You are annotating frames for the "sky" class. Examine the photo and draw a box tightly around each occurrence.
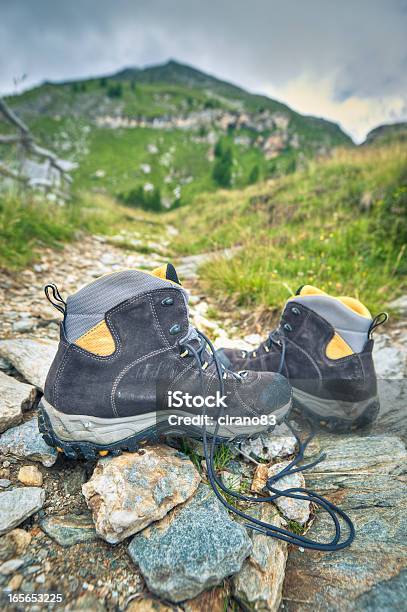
[1,0,406,143]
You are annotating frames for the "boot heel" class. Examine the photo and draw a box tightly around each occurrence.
[292,390,380,433]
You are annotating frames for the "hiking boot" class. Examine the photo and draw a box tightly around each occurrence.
[38,264,292,459]
[217,285,386,431]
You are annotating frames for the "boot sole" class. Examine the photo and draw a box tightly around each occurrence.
[38,397,292,460]
[292,387,380,433]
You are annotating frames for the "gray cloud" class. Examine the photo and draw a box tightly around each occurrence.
[1,0,406,139]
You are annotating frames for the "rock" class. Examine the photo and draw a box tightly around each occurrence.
[0,487,45,535]
[7,573,23,591]
[388,294,407,316]
[0,529,31,562]
[0,558,24,575]
[282,433,407,611]
[0,338,57,391]
[0,371,37,433]
[373,333,406,379]
[234,506,288,611]
[126,598,174,612]
[12,319,37,333]
[128,484,252,602]
[266,461,311,525]
[18,465,43,487]
[40,513,98,546]
[183,586,229,612]
[221,470,242,489]
[240,423,297,461]
[82,446,200,544]
[0,480,11,489]
[0,418,57,467]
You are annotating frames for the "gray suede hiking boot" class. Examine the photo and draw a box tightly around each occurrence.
[38,264,292,459]
[217,285,387,431]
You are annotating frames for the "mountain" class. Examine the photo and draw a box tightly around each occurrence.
[363,122,407,146]
[3,60,353,208]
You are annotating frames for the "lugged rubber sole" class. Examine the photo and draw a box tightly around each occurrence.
[38,398,292,460]
[292,387,380,432]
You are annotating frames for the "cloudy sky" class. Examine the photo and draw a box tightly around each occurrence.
[1,0,406,142]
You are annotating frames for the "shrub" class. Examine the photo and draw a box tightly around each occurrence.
[107,84,123,98]
[119,185,162,212]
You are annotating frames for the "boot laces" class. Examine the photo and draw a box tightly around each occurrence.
[179,329,355,551]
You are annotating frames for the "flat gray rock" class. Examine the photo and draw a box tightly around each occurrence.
[0,487,45,535]
[0,418,57,467]
[283,433,407,611]
[128,484,252,602]
[40,513,98,546]
[0,371,36,433]
[0,338,57,391]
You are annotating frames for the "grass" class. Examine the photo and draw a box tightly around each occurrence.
[169,144,407,315]
[0,190,165,270]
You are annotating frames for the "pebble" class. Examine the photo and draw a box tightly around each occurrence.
[18,465,43,487]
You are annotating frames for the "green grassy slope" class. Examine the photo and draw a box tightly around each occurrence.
[3,61,353,207]
[169,144,407,315]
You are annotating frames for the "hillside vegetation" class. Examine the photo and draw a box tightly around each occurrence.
[3,61,352,208]
[169,144,406,315]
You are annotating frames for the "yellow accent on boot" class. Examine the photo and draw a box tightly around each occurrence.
[75,320,116,356]
[151,264,168,280]
[326,332,354,359]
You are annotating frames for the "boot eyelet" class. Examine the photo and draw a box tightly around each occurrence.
[169,324,181,335]
[161,297,174,306]
[284,323,293,332]
[291,307,301,316]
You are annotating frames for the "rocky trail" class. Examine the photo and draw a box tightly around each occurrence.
[0,231,406,611]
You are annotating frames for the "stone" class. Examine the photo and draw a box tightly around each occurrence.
[0,371,37,433]
[82,446,200,544]
[7,573,23,591]
[373,333,406,379]
[251,462,311,525]
[126,598,174,612]
[240,423,297,461]
[282,433,407,611]
[18,465,43,487]
[234,506,288,611]
[0,558,24,575]
[0,487,45,535]
[0,529,32,562]
[388,294,407,316]
[266,461,311,525]
[0,480,11,489]
[128,484,252,602]
[0,338,58,391]
[12,319,37,333]
[183,586,229,612]
[40,513,98,546]
[0,418,57,467]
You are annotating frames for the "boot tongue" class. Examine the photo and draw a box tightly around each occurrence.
[151,263,181,285]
